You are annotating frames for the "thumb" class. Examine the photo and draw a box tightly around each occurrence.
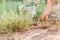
[45,15,48,20]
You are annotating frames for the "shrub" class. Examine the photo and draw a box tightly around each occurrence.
[22,0,46,20]
[0,8,34,32]
[0,0,3,2]
[0,0,46,33]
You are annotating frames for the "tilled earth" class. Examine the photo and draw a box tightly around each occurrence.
[0,4,60,40]
[0,28,60,40]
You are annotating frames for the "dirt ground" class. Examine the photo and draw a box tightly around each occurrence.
[0,27,60,40]
[0,4,60,40]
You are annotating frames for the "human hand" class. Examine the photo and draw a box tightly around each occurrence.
[40,12,49,22]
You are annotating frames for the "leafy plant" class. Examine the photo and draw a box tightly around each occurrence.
[0,0,46,33]
[0,8,34,32]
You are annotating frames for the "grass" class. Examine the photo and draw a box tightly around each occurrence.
[0,2,21,13]
[36,0,46,19]
[0,0,46,33]
[0,9,34,32]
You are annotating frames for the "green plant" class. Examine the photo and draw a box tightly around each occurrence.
[36,0,46,19]
[0,8,34,32]
[0,0,3,2]
[22,0,46,20]
[0,0,46,33]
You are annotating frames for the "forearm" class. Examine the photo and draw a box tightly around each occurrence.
[40,0,54,21]
[42,0,53,14]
